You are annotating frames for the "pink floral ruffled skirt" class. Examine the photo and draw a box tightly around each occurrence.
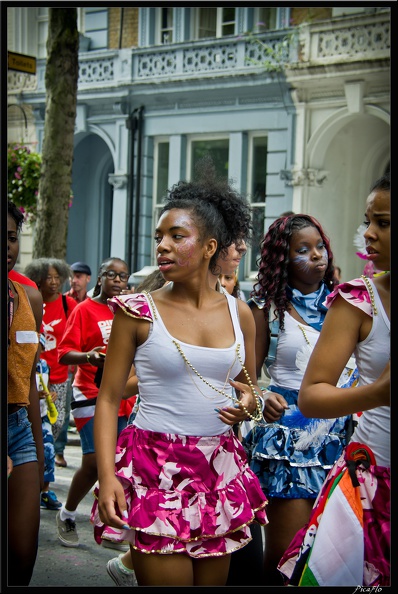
[91,425,268,557]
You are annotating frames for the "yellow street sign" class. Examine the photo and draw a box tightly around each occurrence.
[8,51,36,75]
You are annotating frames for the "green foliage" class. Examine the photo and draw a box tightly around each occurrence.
[7,143,42,224]
[243,27,299,73]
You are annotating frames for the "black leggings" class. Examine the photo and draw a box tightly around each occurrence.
[226,522,264,586]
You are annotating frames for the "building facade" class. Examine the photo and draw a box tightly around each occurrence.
[7,6,390,288]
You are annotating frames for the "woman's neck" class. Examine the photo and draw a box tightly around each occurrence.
[92,294,108,304]
[43,292,60,303]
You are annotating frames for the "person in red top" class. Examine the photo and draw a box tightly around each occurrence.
[56,257,133,548]
[24,258,77,441]
[8,268,39,288]
[56,261,92,467]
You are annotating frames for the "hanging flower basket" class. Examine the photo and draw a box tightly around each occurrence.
[7,143,42,224]
[7,143,74,225]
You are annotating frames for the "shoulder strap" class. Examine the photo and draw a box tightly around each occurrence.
[62,294,68,317]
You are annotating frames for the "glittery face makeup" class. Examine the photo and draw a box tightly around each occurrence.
[155,210,202,269]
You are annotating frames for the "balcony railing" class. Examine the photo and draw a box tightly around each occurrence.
[293,10,390,68]
[8,10,389,96]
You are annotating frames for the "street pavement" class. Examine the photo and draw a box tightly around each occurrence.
[30,430,125,588]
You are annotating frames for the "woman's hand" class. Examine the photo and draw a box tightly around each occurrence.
[7,455,13,478]
[216,379,262,425]
[262,390,289,422]
[86,346,106,368]
[97,476,130,530]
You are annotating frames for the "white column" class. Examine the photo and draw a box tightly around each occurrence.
[108,174,128,257]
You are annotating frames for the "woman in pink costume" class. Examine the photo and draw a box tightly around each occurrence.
[92,164,268,586]
[278,173,390,586]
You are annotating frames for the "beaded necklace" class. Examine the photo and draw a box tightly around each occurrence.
[297,323,314,346]
[173,340,263,423]
[143,290,263,423]
[361,275,377,315]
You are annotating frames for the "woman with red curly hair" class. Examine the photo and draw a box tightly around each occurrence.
[245,214,354,585]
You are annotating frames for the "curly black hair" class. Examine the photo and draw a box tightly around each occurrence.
[369,171,390,193]
[8,200,24,233]
[251,214,335,330]
[159,156,253,276]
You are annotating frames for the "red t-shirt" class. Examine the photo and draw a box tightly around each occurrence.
[58,298,114,400]
[58,298,133,429]
[41,294,77,383]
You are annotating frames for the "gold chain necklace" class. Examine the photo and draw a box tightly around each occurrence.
[173,340,236,401]
[144,289,263,422]
[142,291,158,319]
[297,324,313,346]
[360,275,377,315]
[172,340,263,423]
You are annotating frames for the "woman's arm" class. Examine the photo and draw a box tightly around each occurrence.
[122,364,139,398]
[250,305,269,379]
[59,347,105,368]
[299,296,389,418]
[94,308,139,528]
[25,286,45,490]
[250,302,288,421]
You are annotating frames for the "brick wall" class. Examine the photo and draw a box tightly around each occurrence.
[108,7,139,49]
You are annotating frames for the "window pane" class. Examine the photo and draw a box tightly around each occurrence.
[250,137,267,271]
[161,7,173,43]
[256,8,277,31]
[157,142,169,201]
[222,23,235,36]
[222,7,235,22]
[221,7,235,36]
[198,8,217,39]
[251,206,266,271]
[191,139,229,180]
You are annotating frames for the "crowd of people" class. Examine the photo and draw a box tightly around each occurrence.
[7,165,390,587]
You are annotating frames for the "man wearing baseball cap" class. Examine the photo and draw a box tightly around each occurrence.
[57,262,92,468]
[65,262,92,304]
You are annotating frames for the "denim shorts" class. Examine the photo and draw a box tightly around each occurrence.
[79,415,128,455]
[8,407,38,467]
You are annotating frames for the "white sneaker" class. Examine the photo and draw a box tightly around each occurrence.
[106,555,138,587]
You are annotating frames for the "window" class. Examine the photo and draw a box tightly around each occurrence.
[36,7,87,58]
[254,7,277,31]
[248,136,267,274]
[153,135,266,280]
[189,138,229,180]
[155,141,170,201]
[153,140,170,223]
[157,7,173,44]
[37,7,49,59]
[196,7,236,40]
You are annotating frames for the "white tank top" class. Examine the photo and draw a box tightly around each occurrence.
[268,311,320,391]
[351,278,390,466]
[133,291,245,436]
